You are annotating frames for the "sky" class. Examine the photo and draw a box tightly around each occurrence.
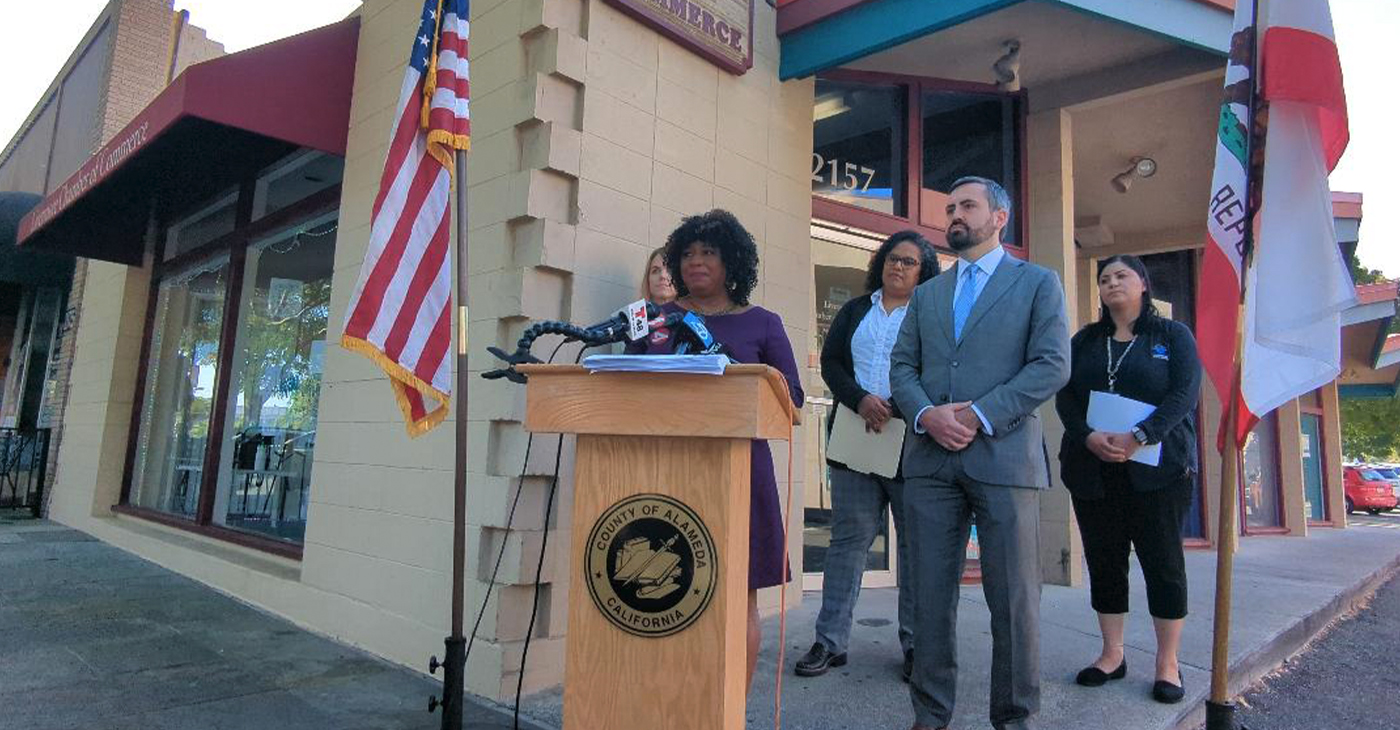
[0,0,1393,273]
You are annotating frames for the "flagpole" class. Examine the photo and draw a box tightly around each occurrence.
[1206,3,1261,727]
[435,148,470,730]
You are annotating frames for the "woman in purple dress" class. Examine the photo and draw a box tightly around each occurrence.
[626,209,804,690]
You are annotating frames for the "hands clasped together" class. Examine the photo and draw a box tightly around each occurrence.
[916,401,983,451]
[1084,430,1142,463]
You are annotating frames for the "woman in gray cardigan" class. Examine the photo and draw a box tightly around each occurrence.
[795,230,939,682]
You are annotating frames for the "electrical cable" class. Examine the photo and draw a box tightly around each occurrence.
[462,337,570,685]
[513,342,592,729]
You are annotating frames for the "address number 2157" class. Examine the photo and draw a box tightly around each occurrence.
[812,153,876,192]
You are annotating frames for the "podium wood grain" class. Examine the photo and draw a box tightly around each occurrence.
[516,365,797,730]
[565,435,749,730]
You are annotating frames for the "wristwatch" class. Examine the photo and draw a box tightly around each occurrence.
[1130,426,1149,445]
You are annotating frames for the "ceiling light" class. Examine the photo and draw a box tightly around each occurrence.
[1112,156,1158,194]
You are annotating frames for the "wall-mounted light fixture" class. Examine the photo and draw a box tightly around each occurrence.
[1112,157,1158,193]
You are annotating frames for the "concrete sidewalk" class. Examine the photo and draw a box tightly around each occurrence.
[520,515,1400,730]
[6,510,1399,730]
[0,514,542,730]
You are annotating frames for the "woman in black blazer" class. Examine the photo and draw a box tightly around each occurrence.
[1055,254,1201,705]
[794,230,939,681]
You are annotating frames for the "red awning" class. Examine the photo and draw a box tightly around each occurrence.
[17,17,359,264]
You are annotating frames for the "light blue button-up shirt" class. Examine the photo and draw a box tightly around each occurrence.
[915,246,1005,436]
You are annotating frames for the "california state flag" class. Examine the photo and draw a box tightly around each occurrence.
[1201,0,1355,446]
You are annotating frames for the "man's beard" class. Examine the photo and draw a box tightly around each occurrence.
[946,222,991,251]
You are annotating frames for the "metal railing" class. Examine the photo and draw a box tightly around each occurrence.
[0,428,51,518]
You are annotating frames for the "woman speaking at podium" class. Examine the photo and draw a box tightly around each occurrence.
[626,209,804,691]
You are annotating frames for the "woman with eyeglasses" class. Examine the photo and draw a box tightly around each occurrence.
[795,230,940,683]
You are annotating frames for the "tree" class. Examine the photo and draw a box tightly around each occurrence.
[1341,396,1400,461]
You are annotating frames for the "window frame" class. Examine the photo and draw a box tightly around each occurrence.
[812,68,1029,258]
[116,164,342,561]
[1238,411,1289,536]
[1299,404,1332,526]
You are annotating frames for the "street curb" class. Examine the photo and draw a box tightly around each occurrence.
[1170,550,1400,730]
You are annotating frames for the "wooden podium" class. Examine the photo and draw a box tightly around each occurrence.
[517,364,798,730]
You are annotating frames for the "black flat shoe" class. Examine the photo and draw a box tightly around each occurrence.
[902,648,913,683]
[1153,678,1185,704]
[1075,659,1127,687]
[794,642,847,677]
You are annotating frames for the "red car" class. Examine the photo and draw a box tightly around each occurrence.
[1343,467,1399,515]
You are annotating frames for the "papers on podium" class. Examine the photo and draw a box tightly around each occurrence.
[1086,390,1161,467]
[582,354,728,375]
[826,403,906,479]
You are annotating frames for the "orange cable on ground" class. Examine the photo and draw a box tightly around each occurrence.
[772,374,797,730]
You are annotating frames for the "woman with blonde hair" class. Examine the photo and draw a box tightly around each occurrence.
[639,246,676,304]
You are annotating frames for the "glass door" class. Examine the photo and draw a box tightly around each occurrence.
[804,227,897,590]
[1301,413,1327,521]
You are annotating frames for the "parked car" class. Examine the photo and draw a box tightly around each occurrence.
[1366,465,1400,502]
[1343,467,1399,515]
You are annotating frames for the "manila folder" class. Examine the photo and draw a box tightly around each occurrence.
[827,403,906,479]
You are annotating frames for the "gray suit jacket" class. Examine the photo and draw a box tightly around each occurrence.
[889,253,1071,488]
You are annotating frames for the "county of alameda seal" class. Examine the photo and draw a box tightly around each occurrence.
[585,493,717,638]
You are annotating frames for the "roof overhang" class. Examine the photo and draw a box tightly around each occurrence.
[1339,282,1400,399]
[777,0,1232,81]
[15,18,359,266]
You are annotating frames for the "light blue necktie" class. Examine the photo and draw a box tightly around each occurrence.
[953,265,979,341]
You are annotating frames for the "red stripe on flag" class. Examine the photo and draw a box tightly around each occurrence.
[1262,27,1349,170]
[345,159,445,339]
[383,209,450,361]
[1195,239,1243,401]
[414,300,453,388]
[372,81,426,219]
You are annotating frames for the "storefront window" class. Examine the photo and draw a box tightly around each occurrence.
[1242,414,1282,530]
[253,151,345,220]
[812,79,906,217]
[123,147,340,550]
[164,191,238,262]
[921,90,1020,243]
[211,215,335,543]
[130,256,230,517]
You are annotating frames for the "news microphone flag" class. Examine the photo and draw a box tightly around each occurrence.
[341,0,471,436]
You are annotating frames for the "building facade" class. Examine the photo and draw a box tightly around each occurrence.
[14,0,1382,702]
[0,0,222,514]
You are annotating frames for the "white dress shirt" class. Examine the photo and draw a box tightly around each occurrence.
[851,288,908,399]
[915,245,1005,436]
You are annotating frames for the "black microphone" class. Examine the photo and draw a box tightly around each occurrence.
[671,311,728,357]
[580,301,662,343]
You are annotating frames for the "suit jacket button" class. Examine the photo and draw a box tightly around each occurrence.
[939,395,949,403]
[951,360,959,367]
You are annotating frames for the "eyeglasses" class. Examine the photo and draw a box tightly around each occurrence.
[886,255,921,269]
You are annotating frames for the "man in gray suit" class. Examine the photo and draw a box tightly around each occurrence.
[890,176,1070,730]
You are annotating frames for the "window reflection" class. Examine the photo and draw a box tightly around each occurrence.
[212,215,336,544]
[130,256,230,517]
[921,90,1019,242]
[812,80,906,216]
[1242,414,1282,529]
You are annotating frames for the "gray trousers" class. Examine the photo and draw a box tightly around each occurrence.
[813,467,914,655]
[905,457,1041,730]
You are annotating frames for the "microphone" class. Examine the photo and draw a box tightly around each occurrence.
[672,311,727,357]
[581,301,662,342]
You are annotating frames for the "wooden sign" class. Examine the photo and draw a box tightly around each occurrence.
[605,0,753,75]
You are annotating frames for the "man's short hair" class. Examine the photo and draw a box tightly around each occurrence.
[950,175,1012,214]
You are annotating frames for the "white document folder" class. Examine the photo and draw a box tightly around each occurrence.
[826,403,906,479]
[1086,390,1161,467]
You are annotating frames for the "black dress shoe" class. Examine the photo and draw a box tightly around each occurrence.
[1153,677,1185,704]
[1075,659,1127,687]
[902,648,913,683]
[794,642,847,677]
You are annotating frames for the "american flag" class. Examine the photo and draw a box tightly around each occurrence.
[342,0,470,436]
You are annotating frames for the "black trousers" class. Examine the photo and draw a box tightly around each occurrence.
[1071,465,1189,620]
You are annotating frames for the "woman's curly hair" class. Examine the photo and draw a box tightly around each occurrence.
[662,209,760,305]
[863,230,941,294]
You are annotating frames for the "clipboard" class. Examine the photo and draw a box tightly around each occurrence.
[826,403,906,479]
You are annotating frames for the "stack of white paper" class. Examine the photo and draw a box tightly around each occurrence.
[1086,391,1162,467]
[581,354,729,375]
